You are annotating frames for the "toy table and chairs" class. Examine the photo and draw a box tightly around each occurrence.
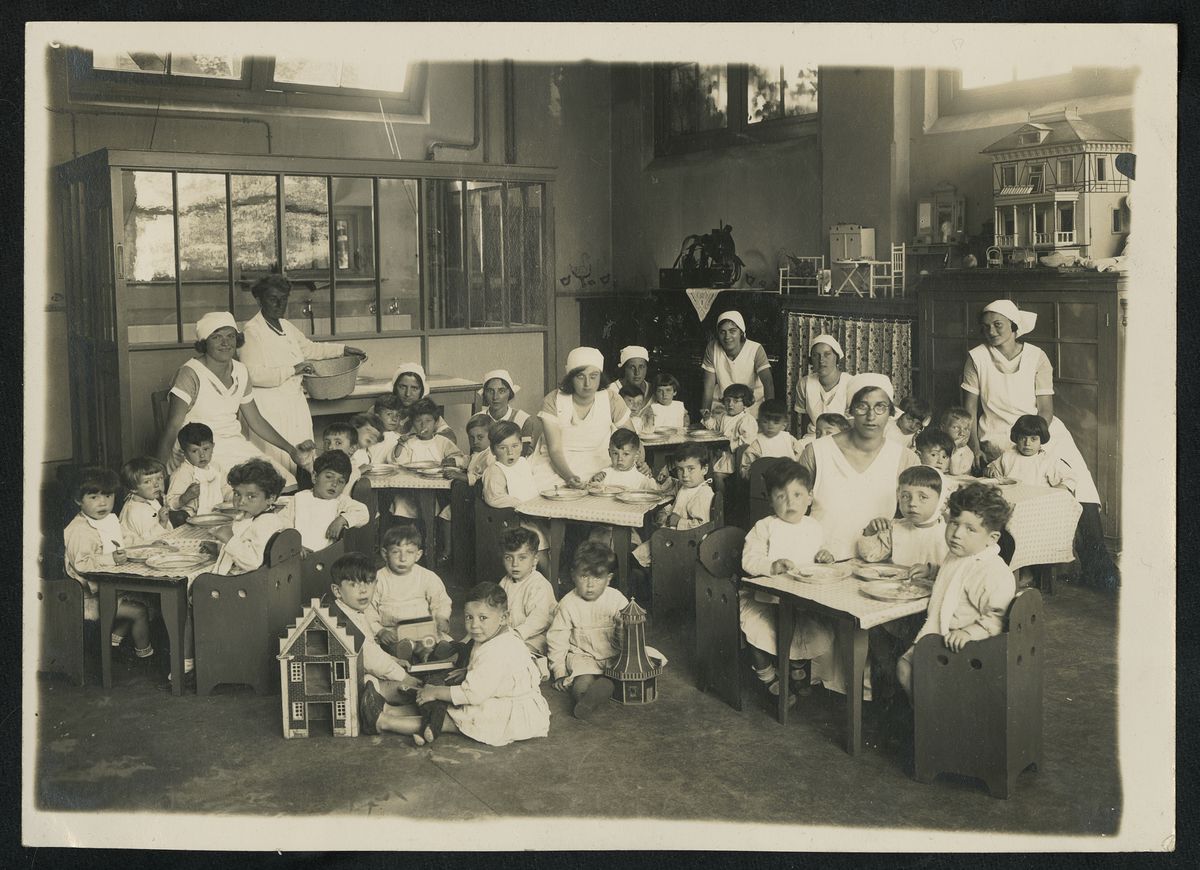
[516,491,671,592]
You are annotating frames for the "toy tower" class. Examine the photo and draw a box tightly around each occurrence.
[605,598,665,704]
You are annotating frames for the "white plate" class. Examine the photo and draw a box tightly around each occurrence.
[638,431,668,442]
[785,563,852,584]
[687,431,725,442]
[540,488,588,501]
[854,564,913,582]
[124,545,174,563]
[859,579,932,602]
[145,552,213,572]
[586,484,626,496]
[402,461,441,472]
[614,490,664,505]
[186,513,233,528]
[414,466,447,477]
[363,463,399,476]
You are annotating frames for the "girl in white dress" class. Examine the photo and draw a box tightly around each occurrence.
[793,333,851,435]
[739,461,836,704]
[118,456,171,546]
[646,371,689,431]
[155,312,311,487]
[240,276,365,475]
[481,421,550,555]
[987,415,1076,492]
[362,582,551,747]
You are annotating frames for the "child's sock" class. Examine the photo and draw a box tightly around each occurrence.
[184,658,194,674]
[110,632,125,647]
[134,645,155,658]
[753,663,778,691]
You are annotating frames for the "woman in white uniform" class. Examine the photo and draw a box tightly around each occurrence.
[532,347,633,488]
[391,362,456,443]
[480,368,540,451]
[699,310,775,416]
[793,333,851,435]
[240,275,366,475]
[155,312,311,486]
[798,372,918,696]
[607,345,653,405]
[962,299,1117,587]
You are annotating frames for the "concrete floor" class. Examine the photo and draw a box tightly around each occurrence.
[34,579,1120,835]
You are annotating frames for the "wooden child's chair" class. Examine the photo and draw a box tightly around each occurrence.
[192,528,303,696]
[342,478,379,556]
[912,588,1045,799]
[38,535,89,686]
[693,524,746,711]
[746,456,790,526]
[473,484,519,584]
[449,478,476,576]
[646,475,726,619]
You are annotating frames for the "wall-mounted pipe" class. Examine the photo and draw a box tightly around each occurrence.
[504,59,516,165]
[45,105,274,155]
[427,61,483,161]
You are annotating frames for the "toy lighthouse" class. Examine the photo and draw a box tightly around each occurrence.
[605,598,666,704]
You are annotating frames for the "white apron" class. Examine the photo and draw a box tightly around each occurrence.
[495,458,540,504]
[533,390,620,487]
[810,434,906,561]
[169,358,295,486]
[710,339,767,414]
[241,313,343,474]
[891,519,950,568]
[968,343,1100,503]
[797,373,851,434]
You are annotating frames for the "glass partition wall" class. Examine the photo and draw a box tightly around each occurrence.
[56,149,554,464]
[104,155,551,346]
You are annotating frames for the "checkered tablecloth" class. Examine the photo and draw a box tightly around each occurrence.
[744,564,929,630]
[364,468,453,490]
[517,492,670,528]
[998,482,1082,571]
[84,522,221,582]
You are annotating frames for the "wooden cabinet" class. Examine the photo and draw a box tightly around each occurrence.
[917,269,1124,543]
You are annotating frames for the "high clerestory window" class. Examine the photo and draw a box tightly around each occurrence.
[938,64,1136,116]
[67,48,427,116]
[654,63,818,156]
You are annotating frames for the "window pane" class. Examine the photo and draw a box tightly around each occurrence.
[340,59,408,92]
[467,182,504,328]
[377,178,421,332]
[94,51,166,74]
[783,65,819,117]
[747,64,782,124]
[170,53,243,79]
[284,175,331,336]
[274,56,341,87]
[505,183,545,326]
[668,63,727,135]
[177,173,230,335]
[424,180,465,329]
[231,175,279,325]
[331,177,377,336]
[121,170,177,344]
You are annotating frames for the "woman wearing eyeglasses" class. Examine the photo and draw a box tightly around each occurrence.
[797,372,919,563]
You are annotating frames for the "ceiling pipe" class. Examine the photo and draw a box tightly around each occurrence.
[46,105,274,154]
[427,60,483,161]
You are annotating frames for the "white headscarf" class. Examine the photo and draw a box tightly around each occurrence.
[847,372,895,402]
[478,369,521,398]
[716,310,747,337]
[564,347,605,373]
[196,311,238,341]
[983,300,1038,338]
[809,333,844,359]
[618,346,650,368]
[391,362,429,397]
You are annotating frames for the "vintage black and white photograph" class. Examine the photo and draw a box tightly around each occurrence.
[22,22,1176,852]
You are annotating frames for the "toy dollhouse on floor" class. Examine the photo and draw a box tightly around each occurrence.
[278,599,366,739]
[983,108,1131,264]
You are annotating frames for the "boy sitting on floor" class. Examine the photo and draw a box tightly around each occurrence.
[367,524,456,664]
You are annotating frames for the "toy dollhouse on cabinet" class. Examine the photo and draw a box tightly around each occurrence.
[278,599,365,738]
[983,108,1131,262]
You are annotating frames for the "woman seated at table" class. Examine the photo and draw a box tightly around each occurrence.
[156,312,312,487]
[700,310,774,418]
[607,345,652,407]
[240,274,366,476]
[797,372,918,696]
[391,362,457,445]
[793,333,850,436]
[531,347,633,489]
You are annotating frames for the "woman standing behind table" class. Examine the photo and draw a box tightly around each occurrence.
[480,368,541,453]
[391,362,457,444]
[699,310,775,418]
[797,372,918,696]
[607,345,653,405]
[155,312,311,486]
[962,299,1117,588]
[793,333,851,436]
[240,275,367,476]
[532,347,633,489]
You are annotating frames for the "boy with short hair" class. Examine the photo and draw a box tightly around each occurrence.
[896,482,1016,696]
[322,421,363,488]
[279,450,371,553]
[589,428,659,492]
[619,382,652,433]
[368,524,455,663]
[444,413,495,486]
[497,527,557,656]
[481,420,550,561]
[940,407,976,476]
[368,394,406,463]
[740,398,801,478]
[914,427,956,474]
[64,467,154,658]
[390,398,463,520]
[166,422,230,515]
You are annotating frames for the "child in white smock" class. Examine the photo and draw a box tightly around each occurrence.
[165,422,230,516]
[367,394,405,464]
[497,527,557,656]
[278,451,370,553]
[857,464,951,579]
[201,459,286,576]
[914,428,955,475]
[740,398,801,478]
[940,406,976,476]
[444,413,495,486]
[632,442,715,568]
[987,415,1076,492]
[646,371,689,431]
[703,382,759,481]
[367,524,454,662]
[119,456,172,546]
[390,398,463,519]
[321,421,363,489]
[481,420,550,555]
[739,461,835,704]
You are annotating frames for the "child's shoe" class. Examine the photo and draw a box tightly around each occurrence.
[573,677,614,720]
[789,661,813,698]
[754,664,798,709]
[359,680,385,736]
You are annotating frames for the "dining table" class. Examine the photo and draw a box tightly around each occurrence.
[364,465,453,566]
[516,489,671,592]
[638,428,729,473]
[82,521,224,696]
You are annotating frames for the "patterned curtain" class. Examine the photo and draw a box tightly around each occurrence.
[786,313,913,406]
